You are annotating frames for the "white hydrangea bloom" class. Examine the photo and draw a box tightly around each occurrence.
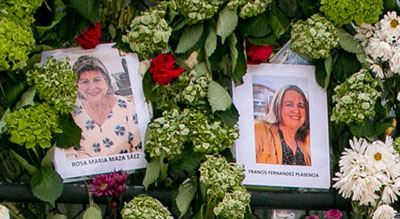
[0,205,9,219]
[372,204,396,219]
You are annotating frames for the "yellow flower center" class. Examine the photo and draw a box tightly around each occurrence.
[391,19,399,28]
[374,152,382,161]
[100,183,107,190]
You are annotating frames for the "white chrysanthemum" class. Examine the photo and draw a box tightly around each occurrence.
[365,38,392,61]
[380,11,400,41]
[369,63,384,78]
[372,204,396,219]
[355,23,375,47]
[381,183,400,204]
[390,49,400,73]
[365,141,395,172]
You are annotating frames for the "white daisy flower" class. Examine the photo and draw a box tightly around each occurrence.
[369,63,384,78]
[381,183,400,204]
[365,140,395,172]
[380,11,400,41]
[372,204,396,219]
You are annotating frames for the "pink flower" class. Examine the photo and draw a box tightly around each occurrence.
[326,209,342,219]
[305,216,320,219]
[90,170,128,197]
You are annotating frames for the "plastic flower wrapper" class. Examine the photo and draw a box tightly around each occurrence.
[333,136,400,217]
[199,154,245,199]
[320,0,383,27]
[26,57,77,114]
[145,108,190,160]
[122,3,172,59]
[175,0,226,24]
[227,0,272,19]
[331,69,380,125]
[0,15,35,71]
[5,103,61,149]
[354,11,400,77]
[213,186,251,219]
[90,170,128,197]
[290,13,338,59]
[120,195,173,219]
[184,108,239,153]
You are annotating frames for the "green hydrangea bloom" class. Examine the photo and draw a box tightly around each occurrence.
[0,0,43,25]
[181,70,211,106]
[0,15,35,71]
[5,103,62,149]
[26,57,77,114]
[185,108,239,153]
[393,137,400,154]
[214,186,251,219]
[121,195,173,219]
[176,0,226,24]
[199,154,245,199]
[320,0,383,26]
[122,5,172,59]
[145,108,189,159]
[290,13,338,59]
[331,69,381,125]
[227,0,272,19]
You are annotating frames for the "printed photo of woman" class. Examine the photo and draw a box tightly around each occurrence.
[67,55,142,160]
[254,85,310,166]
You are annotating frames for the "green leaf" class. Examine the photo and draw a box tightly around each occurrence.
[10,149,38,175]
[4,76,27,108]
[142,71,156,102]
[232,44,247,85]
[142,158,161,190]
[30,166,63,207]
[169,145,203,172]
[205,24,217,57]
[338,29,364,54]
[278,0,298,18]
[314,59,327,89]
[35,12,67,38]
[239,13,271,38]
[176,23,204,54]
[41,146,55,168]
[53,113,81,148]
[208,81,232,112]
[229,34,238,74]
[246,34,276,45]
[176,177,198,218]
[266,7,290,38]
[82,206,102,219]
[324,56,333,90]
[216,6,238,44]
[46,213,68,219]
[194,62,209,76]
[15,86,36,109]
[215,104,239,128]
[332,51,361,83]
[68,0,101,24]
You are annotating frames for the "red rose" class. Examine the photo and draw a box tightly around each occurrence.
[149,54,184,85]
[246,41,274,64]
[75,23,101,49]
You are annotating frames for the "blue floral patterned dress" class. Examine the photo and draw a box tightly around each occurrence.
[71,96,141,159]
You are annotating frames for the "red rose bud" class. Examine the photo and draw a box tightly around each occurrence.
[246,41,273,64]
[149,53,184,85]
[76,22,101,49]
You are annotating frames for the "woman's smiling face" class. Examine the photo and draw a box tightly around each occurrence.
[77,70,108,102]
[280,90,306,130]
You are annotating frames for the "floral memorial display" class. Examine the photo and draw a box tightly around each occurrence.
[3,0,400,218]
